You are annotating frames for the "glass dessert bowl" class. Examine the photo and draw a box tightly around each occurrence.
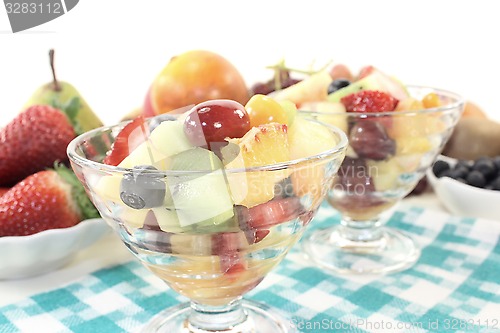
[67,100,347,333]
[300,85,464,275]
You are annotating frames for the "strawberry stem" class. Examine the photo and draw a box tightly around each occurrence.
[49,49,62,92]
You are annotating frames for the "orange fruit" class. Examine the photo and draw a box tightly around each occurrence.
[150,50,250,114]
[245,94,288,127]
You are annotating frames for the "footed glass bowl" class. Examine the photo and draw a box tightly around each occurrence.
[300,86,464,275]
[67,115,347,333]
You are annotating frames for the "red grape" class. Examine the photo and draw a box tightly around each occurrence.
[183,100,251,150]
[335,157,375,194]
[349,120,395,160]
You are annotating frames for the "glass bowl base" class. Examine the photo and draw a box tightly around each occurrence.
[140,299,297,333]
[302,226,420,275]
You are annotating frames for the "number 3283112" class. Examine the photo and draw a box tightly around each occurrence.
[5,2,62,14]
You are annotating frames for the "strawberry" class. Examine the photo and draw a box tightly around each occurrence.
[103,116,148,166]
[0,105,76,186]
[341,90,399,113]
[0,188,9,198]
[0,165,99,237]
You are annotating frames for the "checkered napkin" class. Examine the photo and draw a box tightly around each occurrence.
[1,205,500,333]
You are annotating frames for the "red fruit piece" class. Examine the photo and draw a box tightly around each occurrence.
[341,90,398,113]
[142,86,156,117]
[136,211,173,253]
[103,116,148,166]
[331,157,387,214]
[0,166,99,237]
[357,65,376,80]
[349,121,396,160]
[183,100,251,150]
[236,197,305,244]
[212,232,245,275]
[0,105,76,186]
[329,64,354,81]
[335,157,375,194]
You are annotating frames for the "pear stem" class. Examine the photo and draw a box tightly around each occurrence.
[49,49,62,92]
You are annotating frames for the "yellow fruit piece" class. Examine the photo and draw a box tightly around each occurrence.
[91,173,123,203]
[278,100,298,125]
[396,137,433,155]
[388,113,445,139]
[222,123,290,207]
[300,101,348,134]
[395,97,424,111]
[288,116,343,205]
[119,206,149,229]
[367,159,403,192]
[149,254,275,306]
[245,94,288,127]
[422,92,442,108]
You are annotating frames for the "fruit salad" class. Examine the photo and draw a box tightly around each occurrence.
[261,64,462,221]
[76,97,346,306]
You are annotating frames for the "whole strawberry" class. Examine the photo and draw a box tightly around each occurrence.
[0,166,99,237]
[0,188,9,197]
[0,105,76,186]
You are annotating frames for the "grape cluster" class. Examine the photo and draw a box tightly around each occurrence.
[433,156,500,190]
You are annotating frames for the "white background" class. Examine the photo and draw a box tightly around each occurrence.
[1,0,499,127]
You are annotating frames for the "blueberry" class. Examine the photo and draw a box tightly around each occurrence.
[473,157,497,179]
[455,160,472,171]
[466,170,486,188]
[439,169,453,179]
[327,79,351,95]
[449,166,469,180]
[120,165,166,209]
[432,160,450,177]
[490,177,500,191]
[493,156,500,171]
[149,114,177,131]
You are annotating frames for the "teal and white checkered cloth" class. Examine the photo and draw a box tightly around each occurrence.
[1,205,499,333]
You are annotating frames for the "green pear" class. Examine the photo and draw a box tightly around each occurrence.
[24,49,103,135]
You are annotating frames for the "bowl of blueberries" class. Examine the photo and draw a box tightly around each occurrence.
[427,155,500,220]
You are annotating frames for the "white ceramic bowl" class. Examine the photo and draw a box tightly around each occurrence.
[427,156,500,221]
[0,218,110,280]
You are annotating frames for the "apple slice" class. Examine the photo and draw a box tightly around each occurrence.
[271,71,332,106]
[299,101,348,134]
